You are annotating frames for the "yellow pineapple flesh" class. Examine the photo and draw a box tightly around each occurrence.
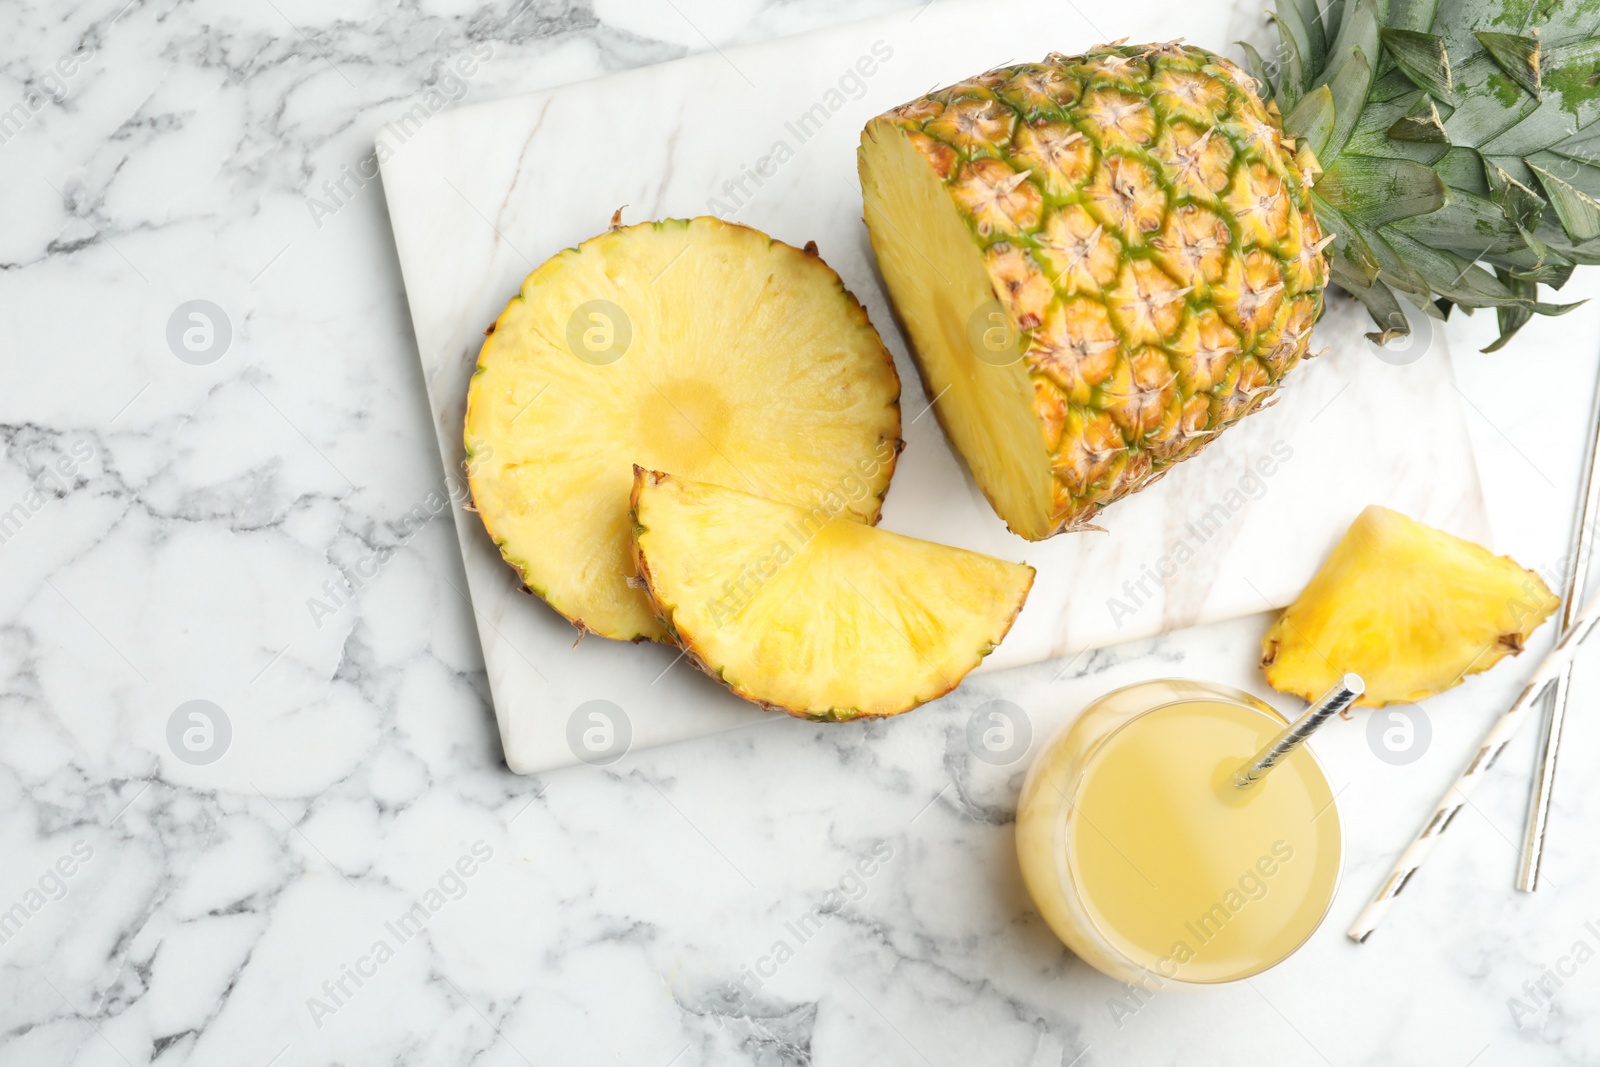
[630,469,1035,720]
[858,43,1326,539]
[465,217,902,642]
[1262,506,1559,708]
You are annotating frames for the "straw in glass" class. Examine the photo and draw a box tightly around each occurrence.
[1234,674,1365,789]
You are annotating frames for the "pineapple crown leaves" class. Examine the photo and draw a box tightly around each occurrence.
[1240,0,1599,350]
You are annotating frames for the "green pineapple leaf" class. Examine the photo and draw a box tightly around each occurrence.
[1474,31,1541,99]
[1315,156,1446,226]
[1286,83,1337,156]
[1256,0,1600,340]
[1387,94,1450,141]
[1380,28,1455,101]
[1266,12,1309,112]
[1329,255,1412,342]
[1324,47,1376,160]
[1287,0,1331,71]
[1483,266,1533,351]
[1483,157,1546,232]
[1238,40,1280,102]
[1529,163,1600,242]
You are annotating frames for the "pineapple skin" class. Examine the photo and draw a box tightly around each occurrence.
[861,42,1328,538]
[1262,506,1560,708]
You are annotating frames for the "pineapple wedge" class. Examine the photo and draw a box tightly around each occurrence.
[465,218,902,642]
[1262,506,1558,708]
[630,468,1035,719]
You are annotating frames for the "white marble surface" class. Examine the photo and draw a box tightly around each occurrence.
[3,1,1600,1064]
[378,0,1487,774]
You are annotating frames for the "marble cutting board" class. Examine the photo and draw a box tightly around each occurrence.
[377,0,1488,774]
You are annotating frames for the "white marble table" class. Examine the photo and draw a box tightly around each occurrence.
[2,1,1599,1064]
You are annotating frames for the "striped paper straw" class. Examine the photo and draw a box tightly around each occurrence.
[1348,591,1600,943]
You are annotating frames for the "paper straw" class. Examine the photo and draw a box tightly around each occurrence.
[1348,592,1600,942]
[1234,674,1364,788]
[1520,370,1600,891]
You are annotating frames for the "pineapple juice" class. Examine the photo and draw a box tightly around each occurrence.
[1017,681,1341,985]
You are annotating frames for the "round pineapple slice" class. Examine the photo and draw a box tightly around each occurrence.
[465,218,902,642]
[1262,506,1559,707]
[630,468,1035,719]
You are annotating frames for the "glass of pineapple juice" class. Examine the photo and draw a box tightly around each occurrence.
[1016,679,1342,986]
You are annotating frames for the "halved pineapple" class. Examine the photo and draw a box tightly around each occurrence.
[1262,506,1559,708]
[630,469,1035,719]
[858,46,1325,540]
[465,217,902,641]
